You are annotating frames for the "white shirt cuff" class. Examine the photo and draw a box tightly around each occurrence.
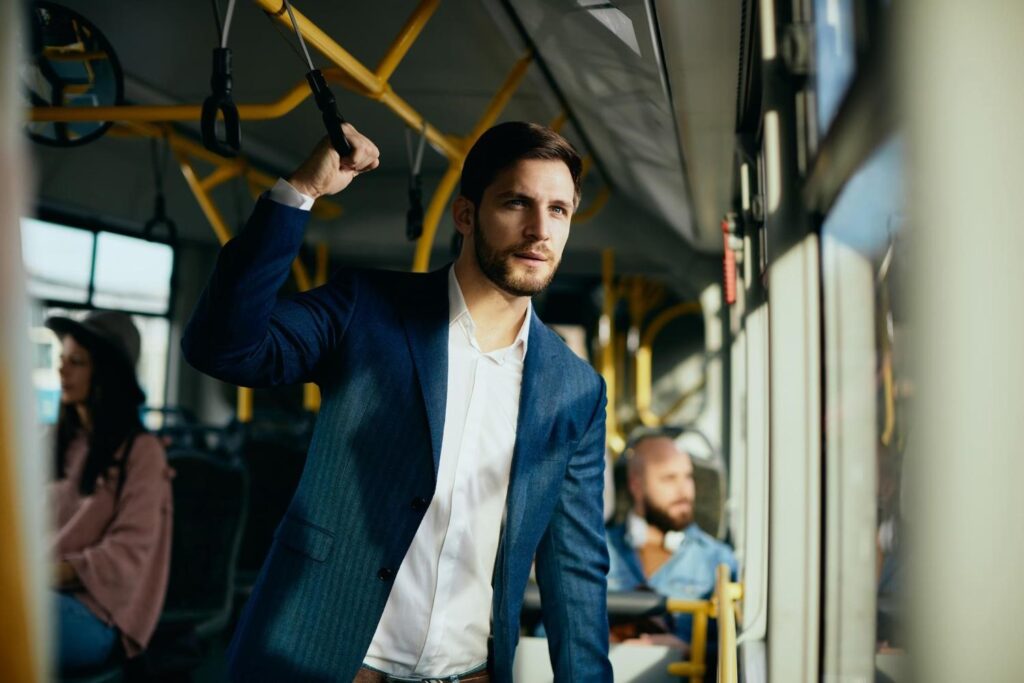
[269,178,315,211]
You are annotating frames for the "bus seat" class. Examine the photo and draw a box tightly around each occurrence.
[59,649,124,683]
[691,459,726,540]
[157,449,248,640]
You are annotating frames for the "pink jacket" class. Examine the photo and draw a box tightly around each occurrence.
[50,431,174,658]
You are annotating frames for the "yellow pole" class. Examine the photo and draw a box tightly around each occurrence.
[411,52,534,272]
[572,185,610,225]
[255,0,462,160]
[0,390,40,683]
[31,79,313,123]
[412,161,462,273]
[600,249,626,454]
[118,121,342,222]
[175,152,235,246]
[178,151,320,422]
[689,604,708,683]
[199,162,245,192]
[303,243,329,411]
[463,52,534,150]
[374,0,440,82]
[635,301,703,426]
[715,564,742,683]
[237,385,254,424]
[664,599,710,681]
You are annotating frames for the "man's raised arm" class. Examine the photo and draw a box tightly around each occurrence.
[181,125,380,388]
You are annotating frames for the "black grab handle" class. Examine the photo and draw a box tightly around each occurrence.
[201,48,241,158]
[306,69,352,158]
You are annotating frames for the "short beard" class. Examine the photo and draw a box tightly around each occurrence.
[472,209,558,297]
[643,495,691,533]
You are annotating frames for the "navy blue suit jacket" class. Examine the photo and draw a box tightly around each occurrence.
[182,197,612,682]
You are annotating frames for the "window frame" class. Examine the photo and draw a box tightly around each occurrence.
[30,205,178,319]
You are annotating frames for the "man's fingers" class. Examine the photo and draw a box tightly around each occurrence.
[337,122,379,173]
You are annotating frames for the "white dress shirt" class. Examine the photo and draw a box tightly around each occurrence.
[269,179,530,676]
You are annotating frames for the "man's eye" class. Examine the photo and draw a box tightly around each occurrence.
[551,206,567,215]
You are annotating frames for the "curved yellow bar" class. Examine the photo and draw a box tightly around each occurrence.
[573,185,610,225]
[375,0,440,82]
[411,52,534,273]
[254,0,461,161]
[635,301,703,427]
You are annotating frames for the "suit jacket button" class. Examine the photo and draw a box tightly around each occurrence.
[378,567,396,581]
[411,496,430,511]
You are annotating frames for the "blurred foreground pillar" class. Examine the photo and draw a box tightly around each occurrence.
[902,1,1024,680]
[0,2,48,681]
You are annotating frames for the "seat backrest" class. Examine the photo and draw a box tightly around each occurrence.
[691,458,726,539]
[160,449,248,630]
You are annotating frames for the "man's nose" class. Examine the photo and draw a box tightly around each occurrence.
[523,207,552,241]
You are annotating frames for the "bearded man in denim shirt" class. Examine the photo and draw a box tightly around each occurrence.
[607,433,738,653]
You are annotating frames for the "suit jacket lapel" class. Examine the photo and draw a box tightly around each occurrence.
[401,266,450,479]
[504,312,561,552]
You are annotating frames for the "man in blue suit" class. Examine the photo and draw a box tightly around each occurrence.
[182,121,612,682]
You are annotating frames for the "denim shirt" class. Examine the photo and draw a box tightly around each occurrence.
[606,519,738,643]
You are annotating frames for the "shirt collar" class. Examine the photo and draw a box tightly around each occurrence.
[625,510,686,553]
[448,266,531,360]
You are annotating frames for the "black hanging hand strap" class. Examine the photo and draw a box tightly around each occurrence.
[281,0,352,157]
[405,125,427,241]
[143,134,179,243]
[202,0,241,157]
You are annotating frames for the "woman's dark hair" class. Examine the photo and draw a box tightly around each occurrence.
[459,121,583,209]
[54,336,144,496]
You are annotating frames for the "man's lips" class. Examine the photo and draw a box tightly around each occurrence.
[513,251,548,262]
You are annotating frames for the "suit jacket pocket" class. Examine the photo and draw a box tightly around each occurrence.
[274,515,335,562]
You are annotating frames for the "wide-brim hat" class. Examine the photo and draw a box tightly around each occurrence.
[45,310,146,404]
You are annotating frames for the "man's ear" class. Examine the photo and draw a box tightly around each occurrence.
[452,196,475,237]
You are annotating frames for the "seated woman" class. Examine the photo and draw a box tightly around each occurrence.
[46,311,173,671]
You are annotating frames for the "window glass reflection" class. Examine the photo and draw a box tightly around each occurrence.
[92,232,173,314]
[814,0,857,134]
[20,217,94,303]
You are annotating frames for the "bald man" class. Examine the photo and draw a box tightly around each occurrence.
[606,435,737,652]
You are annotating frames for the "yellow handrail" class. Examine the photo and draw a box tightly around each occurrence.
[254,0,462,160]
[112,121,341,222]
[411,51,534,272]
[30,78,312,123]
[302,242,329,412]
[664,598,711,683]
[171,133,323,422]
[600,249,627,454]
[573,184,610,225]
[32,0,609,264]
[374,0,440,82]
[635,301,703,427]
[715,563,743,683]
[0,370,40,681]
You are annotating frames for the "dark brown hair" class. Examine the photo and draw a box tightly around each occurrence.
[55,334,145,496]
[459,121,583,208]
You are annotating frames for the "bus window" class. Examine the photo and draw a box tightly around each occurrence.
[20,218,174,425]
[20,218,93,303]
[821,136,909,671]
[92,232,173,314]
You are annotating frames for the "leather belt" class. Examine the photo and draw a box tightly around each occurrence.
[355,665,489,683]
